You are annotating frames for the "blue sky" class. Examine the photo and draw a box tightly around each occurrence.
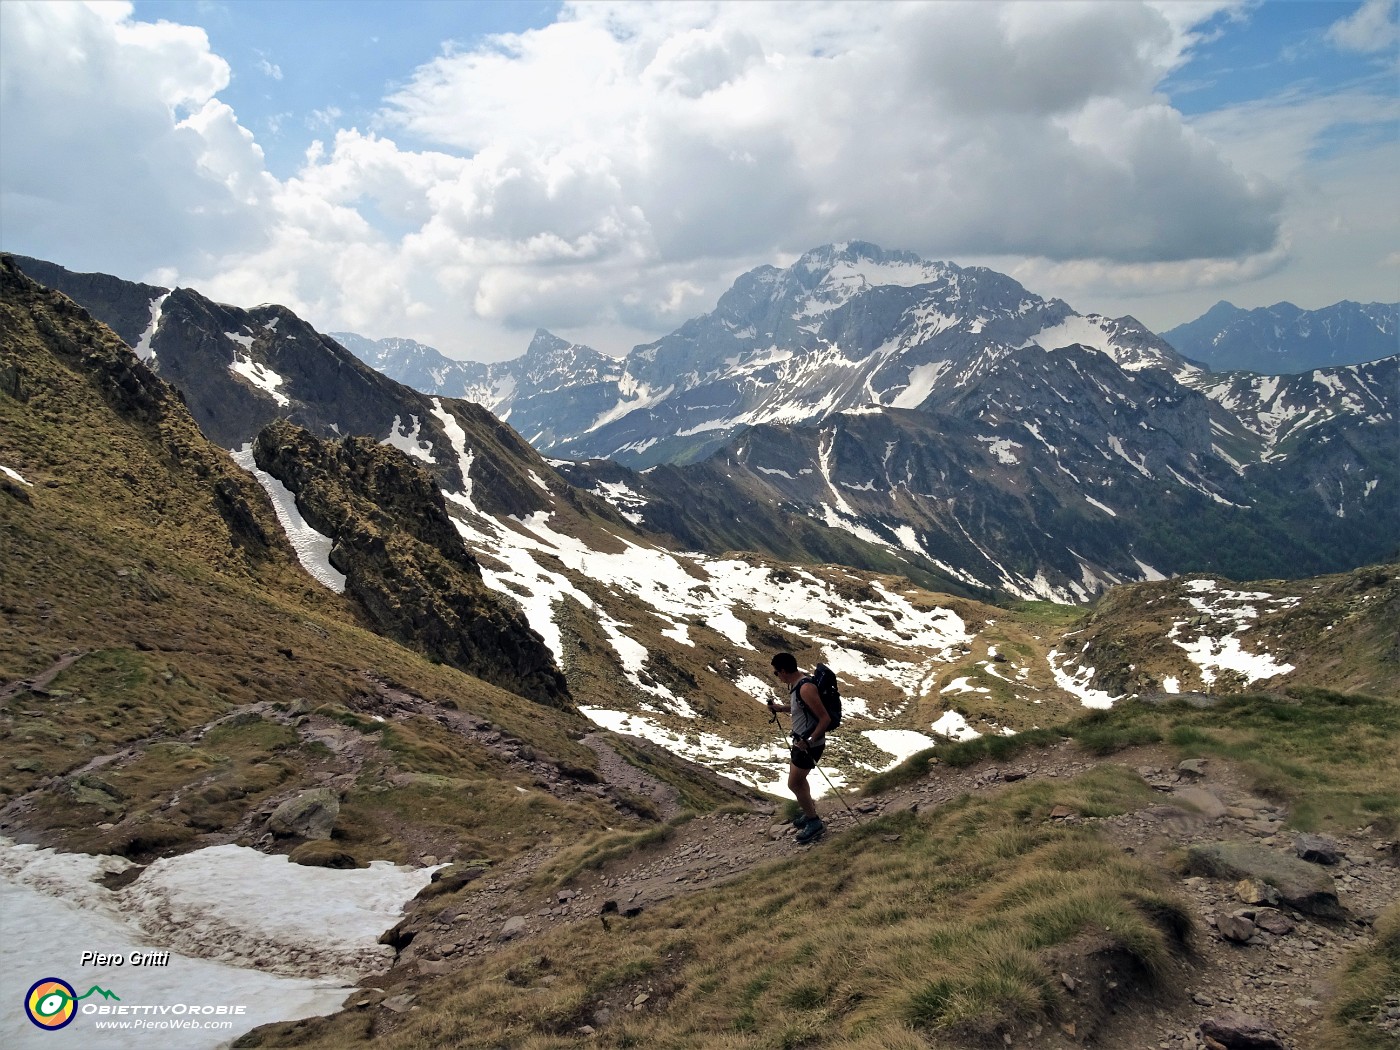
[1163,2,1385,108]
[3,1,1396,361]
[130,1,565,177]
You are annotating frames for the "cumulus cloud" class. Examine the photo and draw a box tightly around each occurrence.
[0,0,1381,359]
[0,0,273,278]
[332,0,1284,349]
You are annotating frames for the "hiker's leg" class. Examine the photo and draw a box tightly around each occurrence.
[788,765,817,820]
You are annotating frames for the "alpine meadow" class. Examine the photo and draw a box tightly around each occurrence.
[1,3,1398,1050]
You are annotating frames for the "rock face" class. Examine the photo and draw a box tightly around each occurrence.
[1186,841,1346,919]
[253,420,571,708]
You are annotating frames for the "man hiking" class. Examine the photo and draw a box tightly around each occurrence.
[767,652,833,844]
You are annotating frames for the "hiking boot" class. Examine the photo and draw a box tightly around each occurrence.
[790,813,814,828]
[795,818,826,844]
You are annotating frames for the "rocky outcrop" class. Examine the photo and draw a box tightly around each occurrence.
[269,789,340,840]
[253,420,571,708]
[1186,841,1346,920]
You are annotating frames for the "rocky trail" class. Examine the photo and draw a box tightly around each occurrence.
[350,735,1399,1050]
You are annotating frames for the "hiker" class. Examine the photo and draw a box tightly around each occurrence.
[767,652,832,844]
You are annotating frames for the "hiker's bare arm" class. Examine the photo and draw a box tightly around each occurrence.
[799,681,831,740]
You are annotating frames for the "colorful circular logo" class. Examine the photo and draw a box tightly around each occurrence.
[25,978,77,1030]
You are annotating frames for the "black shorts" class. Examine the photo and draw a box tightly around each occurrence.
[790,738,825,770]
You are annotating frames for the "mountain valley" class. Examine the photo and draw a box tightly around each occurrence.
[1,248,1397,1050]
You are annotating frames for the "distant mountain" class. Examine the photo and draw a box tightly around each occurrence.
[329,331,487,398]
[346,242,1193,469]
[15,247,1397,603]
[334,327,628,451]
[1160,299,1397,374]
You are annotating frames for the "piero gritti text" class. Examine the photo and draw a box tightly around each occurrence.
[80,950,172,967]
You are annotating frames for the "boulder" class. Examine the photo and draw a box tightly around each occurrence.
[415,862,487,899]
[1294,833,1344,865]
[1199,1010,1288,1049]
[289,841,359,868]
[1216,911,1256,943]
[1186,841,1345,919]
[269,788,340,840]
[1234,878,1281,906]
[1175,786,1228,819]
[1252,908,1294,936]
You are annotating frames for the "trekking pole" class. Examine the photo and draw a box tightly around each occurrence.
[769,706,863,827]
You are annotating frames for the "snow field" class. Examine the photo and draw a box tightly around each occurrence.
[1,838,437,1050]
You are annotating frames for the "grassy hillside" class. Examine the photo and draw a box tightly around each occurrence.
[0,257,742,868]
[235,685,1400,1049]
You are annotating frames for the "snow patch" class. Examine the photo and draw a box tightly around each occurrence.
[930,710,982,741]
[132,292,169,362]
[231,445,346,593]
[383,415,436,463]
[1,837,435,1050]
[1046,649,1118,709]
[227,331,289,407]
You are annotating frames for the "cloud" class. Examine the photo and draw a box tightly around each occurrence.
[380,1,1280,271]
[0,0,1384,359]
[0,0,272,278]
[342,0,1283,347]
[1327,0,1399,54]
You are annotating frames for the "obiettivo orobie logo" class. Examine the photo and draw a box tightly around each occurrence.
[24,978,120,1031]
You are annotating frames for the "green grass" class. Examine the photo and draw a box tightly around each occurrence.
[866,687,1400,836]
[997,600,1086,629]
[253,766,1187,1049]
[1322,904,1400,1049]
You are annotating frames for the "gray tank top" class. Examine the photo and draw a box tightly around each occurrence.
[789,677,818,738]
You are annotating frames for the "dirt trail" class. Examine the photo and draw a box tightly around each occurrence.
[0,649,87,702]
[370,736,1398,1049]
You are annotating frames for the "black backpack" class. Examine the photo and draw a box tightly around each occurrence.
[799,663,842,730]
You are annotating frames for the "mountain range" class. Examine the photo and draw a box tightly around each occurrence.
[345,242,1396,600]
[1162,299,1397,375]
[3,249,1399,1050]
[13,245,1397,603]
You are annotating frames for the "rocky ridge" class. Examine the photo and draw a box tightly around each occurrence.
[252,420,571,708]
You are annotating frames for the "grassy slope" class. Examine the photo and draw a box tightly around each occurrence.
[1065,563,1400,699]
[236,684,1399,1049]
[0,260,689,865]
[238,766,1188,1050]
